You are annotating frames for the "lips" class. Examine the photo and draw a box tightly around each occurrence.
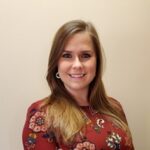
[69,74,86,78]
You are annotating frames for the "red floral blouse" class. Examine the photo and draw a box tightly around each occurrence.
[22,99,134,150]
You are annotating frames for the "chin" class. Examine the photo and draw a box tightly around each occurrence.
[65,84,88,92]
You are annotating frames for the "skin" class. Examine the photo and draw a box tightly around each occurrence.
[58,32,97,106]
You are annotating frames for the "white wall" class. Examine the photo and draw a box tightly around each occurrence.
[0,0,149,149]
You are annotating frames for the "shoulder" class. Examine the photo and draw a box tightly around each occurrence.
[107,96,128,123]
[107,97,123,111]
[27,97,49,113]
[25,97,49,126]
[23,97,56,149]
[25,97,49,132]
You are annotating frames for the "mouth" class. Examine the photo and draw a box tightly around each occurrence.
[69,73,86,78]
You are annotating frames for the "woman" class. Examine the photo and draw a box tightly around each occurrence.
[22,20,134,150]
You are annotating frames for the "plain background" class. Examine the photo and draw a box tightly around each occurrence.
[0,0,149,149]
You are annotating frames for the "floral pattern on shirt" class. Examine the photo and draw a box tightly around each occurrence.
[92,118,105,133]
[24,109,54,149]
[106,131,122,150]
[25,133,37,149]
[74,141,96,150]
[23,103,133,150]
[29,111,47,132]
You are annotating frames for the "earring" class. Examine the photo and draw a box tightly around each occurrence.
[56,72,60,79]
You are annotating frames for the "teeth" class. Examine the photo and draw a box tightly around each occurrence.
[70,74,85,78]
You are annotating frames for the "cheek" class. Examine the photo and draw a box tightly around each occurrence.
[57,61,69,73]
[58,64,64,73]
[88,59,97,74]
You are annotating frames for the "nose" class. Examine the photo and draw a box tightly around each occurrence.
[72,57,83,69]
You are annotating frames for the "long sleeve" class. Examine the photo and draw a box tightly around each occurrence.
[22,101,56,150]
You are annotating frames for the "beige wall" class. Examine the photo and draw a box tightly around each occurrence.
[0,0,149,149]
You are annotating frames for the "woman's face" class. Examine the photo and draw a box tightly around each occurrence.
[58,32,96,94]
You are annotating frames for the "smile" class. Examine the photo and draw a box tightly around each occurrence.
[69,74,86,78]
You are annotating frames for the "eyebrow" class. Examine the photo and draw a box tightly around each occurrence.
[63,50,93,53]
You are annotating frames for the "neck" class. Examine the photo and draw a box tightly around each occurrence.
[75,95,89,106]
[65,87,89,106]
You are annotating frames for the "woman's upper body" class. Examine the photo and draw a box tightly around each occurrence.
[22,97,134,150]
[22,20,134,150]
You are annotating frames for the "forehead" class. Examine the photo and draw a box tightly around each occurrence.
[64,32,94,51]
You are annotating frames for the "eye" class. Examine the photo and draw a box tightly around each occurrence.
[62,53,72,58]
[81,53,91,58]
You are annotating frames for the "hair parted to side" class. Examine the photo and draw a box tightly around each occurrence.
[47,19,104,99]
[44,20,132,144]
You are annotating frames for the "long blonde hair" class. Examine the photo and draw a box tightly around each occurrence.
[44,20,132,144]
